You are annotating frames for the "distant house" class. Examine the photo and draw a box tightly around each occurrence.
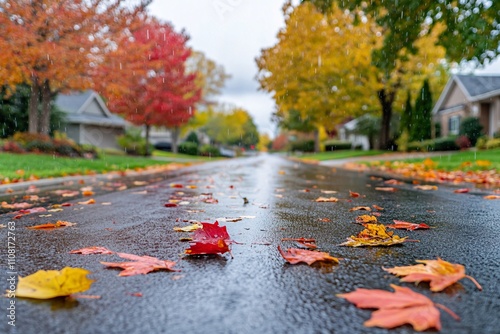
[432,74,500,137]
[55,90,128,149]
[337,117,371,150]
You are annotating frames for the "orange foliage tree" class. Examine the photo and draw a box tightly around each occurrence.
[0,0,152,135]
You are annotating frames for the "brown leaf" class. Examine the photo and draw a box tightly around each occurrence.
[484,195,500,200]
[349,206,371,212]
[349,190,361,198]
[338,284,459,331]
[453,188,469,194]
[383,258,482,292]
[372,204,384,211]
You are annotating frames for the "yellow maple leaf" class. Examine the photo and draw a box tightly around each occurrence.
[173,223,202,232]
[15,267,94,299]
[340,223,409,247]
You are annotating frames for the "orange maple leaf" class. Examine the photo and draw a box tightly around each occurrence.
[27,220,76,229]
[338,284,459,331]
[70,246,114,255]
[277,246,339,265]
[340,223,410,247]
[101,252,179,276]
[383,258,482,292]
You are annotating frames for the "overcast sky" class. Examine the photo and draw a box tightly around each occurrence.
[147,1,500,138]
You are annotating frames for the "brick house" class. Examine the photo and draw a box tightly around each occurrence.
[432,74,500,137]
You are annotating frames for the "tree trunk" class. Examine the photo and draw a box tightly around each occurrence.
[144,124,151,156]
[171,127,180,153]
[377,89,395,150]
[314,128,320,153]
[39,80,52,135]
[28,80,40,134]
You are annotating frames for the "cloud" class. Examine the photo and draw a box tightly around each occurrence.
[148,0,285,137]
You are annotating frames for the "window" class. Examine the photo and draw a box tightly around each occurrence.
[448,115,460,135]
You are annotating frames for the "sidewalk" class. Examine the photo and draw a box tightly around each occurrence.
[318,151,454,167]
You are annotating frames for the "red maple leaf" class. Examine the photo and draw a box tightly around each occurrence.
[185,221,232,255]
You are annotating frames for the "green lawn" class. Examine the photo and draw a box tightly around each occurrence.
[0,152,191,180]
[295,150,386,161]
[391,149,500,171]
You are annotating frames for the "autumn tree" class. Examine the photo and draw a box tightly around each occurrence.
[187,51,231,108]
[256,2,380,152]
[203,107,259,148]
[0,0,152,135]
[99,20,201,155]
[305,0,500,73]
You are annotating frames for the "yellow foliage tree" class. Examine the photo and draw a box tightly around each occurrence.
[256,2,381,151]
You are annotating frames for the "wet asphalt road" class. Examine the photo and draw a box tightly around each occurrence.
[1,154,499,334]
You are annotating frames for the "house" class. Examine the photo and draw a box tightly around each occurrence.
[432,74,500,137]
[55,90,128,149]
[337,117,371,150]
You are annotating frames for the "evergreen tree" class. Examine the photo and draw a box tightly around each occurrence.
[400,90,413,135]
[411,79,433,141]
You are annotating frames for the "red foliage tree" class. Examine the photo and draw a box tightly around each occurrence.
[100,19,201,154]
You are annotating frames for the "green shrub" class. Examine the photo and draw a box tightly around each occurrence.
[185,132,200,145]
[199,144,220,157]
[117,129,153,156]
[323,140,352,151]
[178,142,199,156]
[407,141,422,152]
[24,140,55,153]
[432,137,459,151]
[291,140,315,152]
[459,117,483,146]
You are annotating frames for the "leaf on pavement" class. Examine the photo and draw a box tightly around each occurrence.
[277,246,338,265]
[349,190,361,198]
[484,195,500,200]
[101,252,179,276]
[185,221,232,255]
[414,185,438,191]
[372,204,384,211]
[338,284,459,331]
[78,198,95,205]
[340,223,409,247]
[27,220,76,229]
[314,196,338,202]
[349,206,371,212]
[453,188,469,194]
[1,201,33,209]
[70,246,114,255]
[386,220,431,231]
[282,237,317,249]
[15,267,94,299]
[375,187,397,192]
[383,258,482,292]
[173,223,202,232]
[355,215,378,224]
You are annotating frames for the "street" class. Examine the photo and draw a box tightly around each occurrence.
[1,154,499,334]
